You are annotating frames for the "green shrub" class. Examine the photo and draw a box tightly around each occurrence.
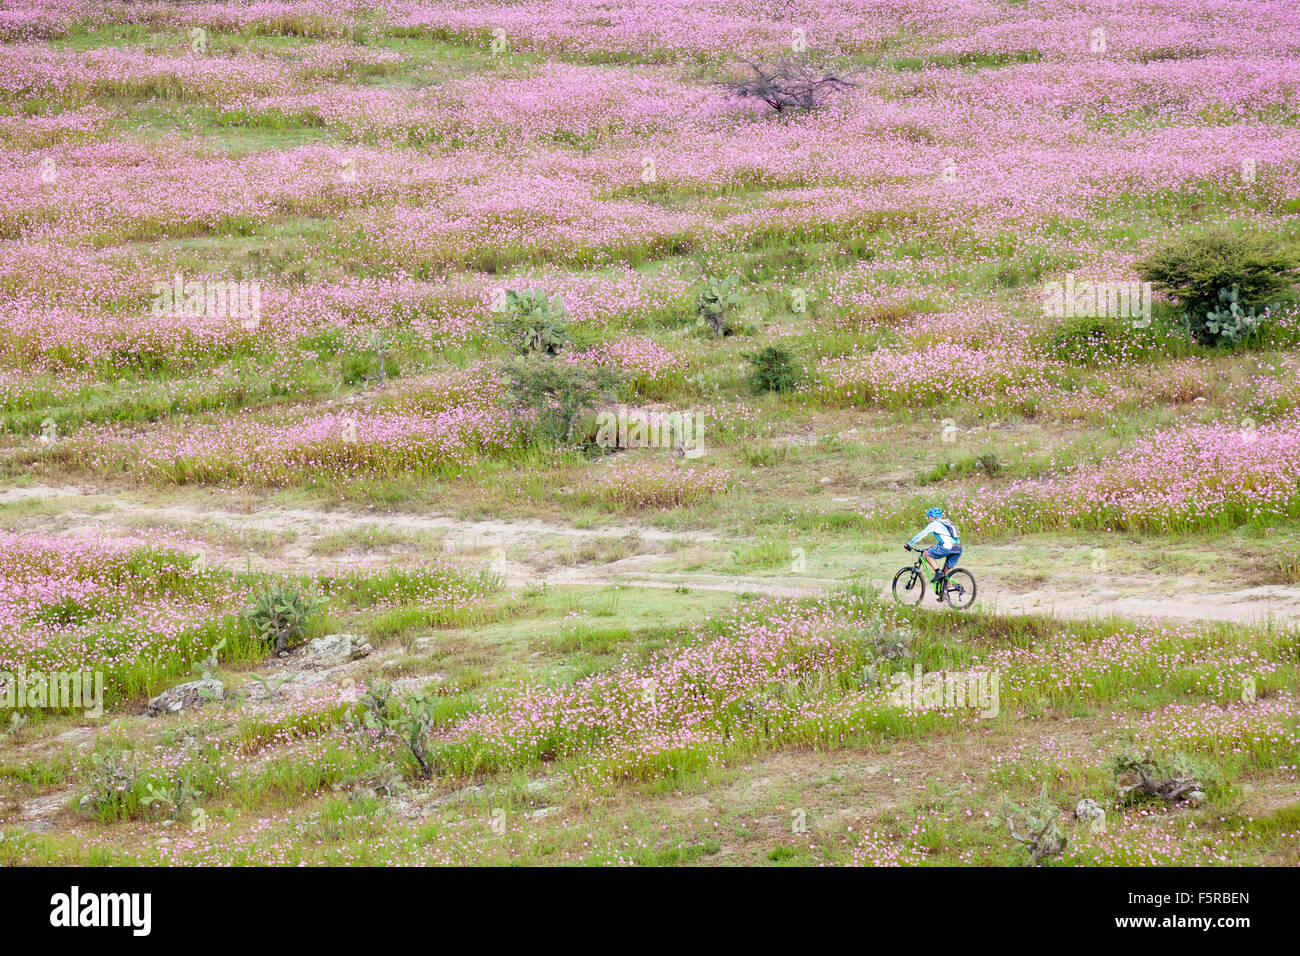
[975,451,1002,476]
[1112,751,1211,805]
[245,582,320,653]
[1203,285,1266,346]
[355,679,438,780]
[32,596,96,628]
[1135,232,1298,345]
[1000,785,1067,863]
[696,275,742,337]
[744,345,802,394]
[493,289,569,356]
[919,452,1001,485]
[342,351,400,385]
[501,354,623,445]
[1045,313,1131,363]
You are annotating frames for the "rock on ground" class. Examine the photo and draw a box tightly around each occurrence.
[306,633,373,665]
[146,679,224,715]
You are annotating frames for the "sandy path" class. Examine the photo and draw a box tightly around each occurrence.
[4,484,1300,626]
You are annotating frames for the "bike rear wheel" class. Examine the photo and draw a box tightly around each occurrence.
[943,569,977,610]
[892,567,925,606]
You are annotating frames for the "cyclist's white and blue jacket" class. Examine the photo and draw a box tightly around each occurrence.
[909,519,962,566]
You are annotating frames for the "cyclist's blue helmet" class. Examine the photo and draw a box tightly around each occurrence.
[925,507,943,520]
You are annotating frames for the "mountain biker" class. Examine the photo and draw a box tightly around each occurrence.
[905,507,962,599]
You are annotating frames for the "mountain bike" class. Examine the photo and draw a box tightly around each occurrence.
[892,544,976,610]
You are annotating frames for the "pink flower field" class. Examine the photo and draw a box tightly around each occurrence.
[0,0,1296,886]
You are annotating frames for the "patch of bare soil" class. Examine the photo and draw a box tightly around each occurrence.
[7,485,1300,624]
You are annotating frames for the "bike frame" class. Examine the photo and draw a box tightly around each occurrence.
[905,549,949,595]
[895,545,974,610]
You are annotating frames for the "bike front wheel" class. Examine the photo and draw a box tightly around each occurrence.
[892,567,925,606]
[943,569,977,610]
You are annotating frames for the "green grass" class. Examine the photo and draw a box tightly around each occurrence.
[3,17,1299,868]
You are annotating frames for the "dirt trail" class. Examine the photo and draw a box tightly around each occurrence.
[5,484,1300,626]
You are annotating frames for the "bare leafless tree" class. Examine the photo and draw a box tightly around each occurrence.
[721,56,857,114]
